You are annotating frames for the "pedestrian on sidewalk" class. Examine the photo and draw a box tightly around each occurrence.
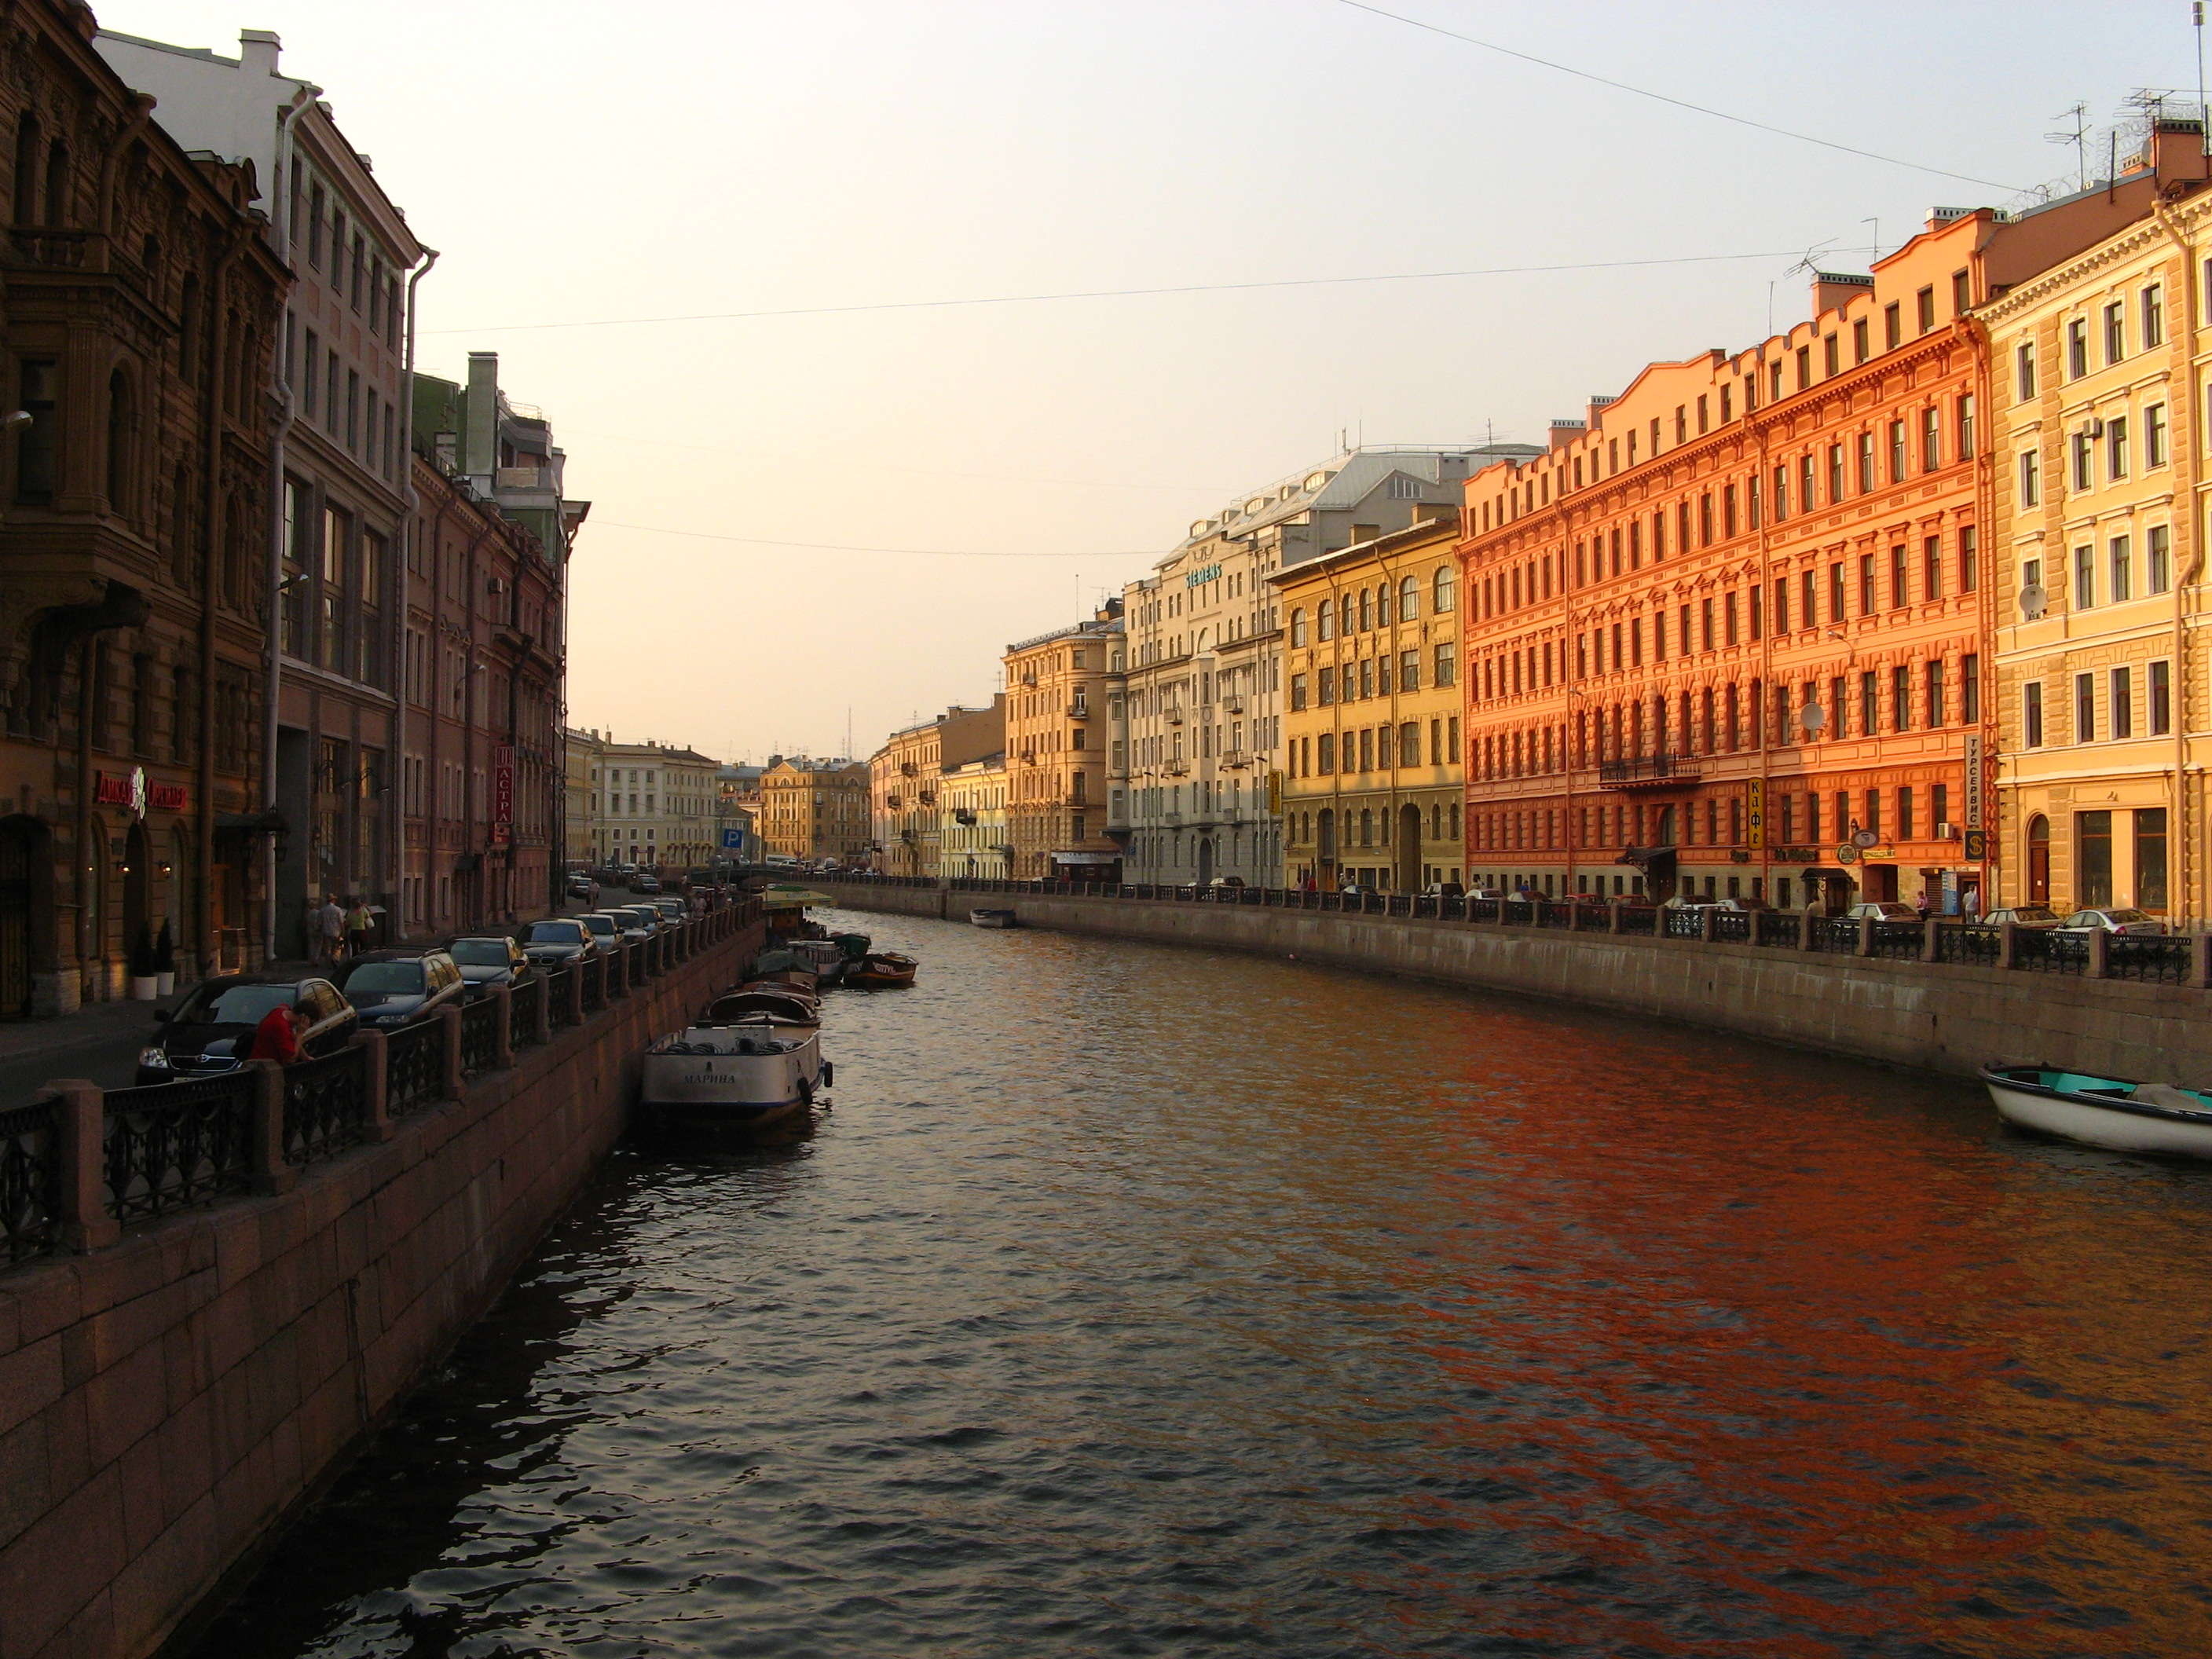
[345,896,374,958]
[248,999,306,1064]
[314,895,345,968]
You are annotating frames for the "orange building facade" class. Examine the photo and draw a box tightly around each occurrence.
[1456,171,2199,911]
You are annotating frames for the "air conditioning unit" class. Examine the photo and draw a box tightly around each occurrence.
[1936,821,1958,839]
[2079,417,2104,439]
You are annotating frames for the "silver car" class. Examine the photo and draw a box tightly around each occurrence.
[2054,906,2167,936]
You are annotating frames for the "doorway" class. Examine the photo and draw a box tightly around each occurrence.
[1196,837,1215,887]
[123,821,150,971]
[2026,815,2050,903]
[1316,808,1335,884]
[0,819,36,1017]
[1396,803,1422,892]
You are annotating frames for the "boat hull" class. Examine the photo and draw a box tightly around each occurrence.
[970,908,1016,928]
[1984,1068,2212,1159]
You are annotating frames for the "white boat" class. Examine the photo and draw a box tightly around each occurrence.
[970,907,1017,928]
[1981,1064,2212,1159]
[788,938,848,983]
[640,1016,830,1134]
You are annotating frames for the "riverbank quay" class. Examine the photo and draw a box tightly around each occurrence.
[0,899,764,1659]
[819,877,2210,1083]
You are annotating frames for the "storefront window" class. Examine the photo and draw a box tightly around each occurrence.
[2075,810,2112,907]
[2134,808,2168,911]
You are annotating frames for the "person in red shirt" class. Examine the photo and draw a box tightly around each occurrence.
[248,999,305,1064]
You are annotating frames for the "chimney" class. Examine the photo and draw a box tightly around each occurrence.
[2150,118,2212,185]
[463,352,500,485]
[1587,393,1617,428]
[1548,418,1587,452]
[1810,270,1873,319]
[238,29,280,78]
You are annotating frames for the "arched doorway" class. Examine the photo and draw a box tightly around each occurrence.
[1196,837,1215,886]
[0,818,37,1018]
[2026,815,2050,903]
[123,821,150,972]
[1396,802,1422,892]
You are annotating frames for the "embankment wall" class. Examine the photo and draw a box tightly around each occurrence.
[824,884,2210,1082]
[0,914,763,1659]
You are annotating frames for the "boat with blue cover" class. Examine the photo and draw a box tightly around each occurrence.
[1981,1064,2212,1159]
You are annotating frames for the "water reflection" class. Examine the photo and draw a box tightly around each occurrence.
[192,909,2212,1657]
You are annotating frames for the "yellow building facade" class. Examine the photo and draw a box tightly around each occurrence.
[870,721,943,877]
[1003,607,1123,879]
[1984,181,2212,921]
[1270,518,1465,889]
[937,756,1011,877]
[760,759,870,863]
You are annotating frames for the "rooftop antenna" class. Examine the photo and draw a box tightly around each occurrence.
[2046,102,2090,193]
[1862,217,1879,261]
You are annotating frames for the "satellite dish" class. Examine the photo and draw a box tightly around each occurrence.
[1798,702,1827,735]
[2019,582,2047,620]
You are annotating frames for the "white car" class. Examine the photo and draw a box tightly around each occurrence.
[2053,906,2167,936]
[1843,901,1921,922]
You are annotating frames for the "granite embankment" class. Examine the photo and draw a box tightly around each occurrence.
[820,881,2211,1082]
[0,903,764,1659]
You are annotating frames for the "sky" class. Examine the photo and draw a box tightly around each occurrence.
[96,0,2207,764]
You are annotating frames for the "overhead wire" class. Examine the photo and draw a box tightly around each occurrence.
[590,520,1163,559]
[1332,0,2025,193]
[424,247,1868,336]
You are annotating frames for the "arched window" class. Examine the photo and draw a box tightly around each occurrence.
[1290,607,1307,646]
[1448,802,1460,841]
[12,114,39,224]
[42,138,68,225]
[1339,595,1354,636]
[1357,590,1373,631]
[1376,584,1392,628]
[1434,564,1456,612]
[105,368,135,517]
[1360,808,1374,846]
[178,273,201,383]
[1400,574,1420,619]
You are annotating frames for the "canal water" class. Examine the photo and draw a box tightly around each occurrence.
[195,909,2212,1658]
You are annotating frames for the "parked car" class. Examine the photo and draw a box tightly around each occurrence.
[632,873,662,895]
[610,904,665,936]
[591,909,654,945]
[1843,901,1921,922]
[2054,906,2168,937]
[137,974,356,1084]
[445,936,535,998]
[521,917,599,967]
[1466,888,1506,902]
[646,896,687,922]
[1982,905,2061,929]
[332,949,468,1030]
[1712,896,1771,912]
[565,874,600,905]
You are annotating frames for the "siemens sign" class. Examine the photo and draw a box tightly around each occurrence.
[1185,563,1222,588]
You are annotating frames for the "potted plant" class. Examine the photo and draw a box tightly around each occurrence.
[129,926,159,1002]
[153,919,177,997]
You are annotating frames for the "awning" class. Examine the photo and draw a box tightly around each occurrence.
[214,809,286,834]
[1617,844,1677,871]
[1051,851,1120,865]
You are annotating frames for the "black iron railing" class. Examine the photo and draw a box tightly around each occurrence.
[1712,910,1752,943]
[2106,935,2192,984]
[544,965,577,1029]
[510,976,544,1046]
[1870,921,1925,961]
[0,1099,59,1262]
[460,999,501,1077]
[2012,928,2086,976]
[283,1047,371,1166]
[384,1020,445,1115]
[102,1072,256,1225]
[1938,925,2001,966]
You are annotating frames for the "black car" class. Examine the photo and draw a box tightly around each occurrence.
[137,974,356,1084]
[520,916,599,967]
[332,948,467,1031]
[445,936,535,999]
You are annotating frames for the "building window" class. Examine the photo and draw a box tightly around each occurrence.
[2067,317,2088,378]
[2110,534,2132,603]
[1884,302,1902,350]
[1828,443,1845,503]
[1923,535,1943,601]
[1962,653,1980,723]
[1859,553,1877,615]
[2024,680,2042,746]
[2147,403,2169,467]
[1434,643,1454,687]
[2104,301,2126,365]
[1925,657,1945,727]
[2073,544,2094,610]
[2111,665,2133,739]
[2018,449,2040,507]
[2077,811,2113,906]
[1859,670,1877,736]
[1891,665,1911,732]
[1890,544,1908,609]
[1917,286,1936,332]
[1951,269,1970,314]
[2144,283,2166,348]
[13,357,57,505]
[2107,415,2130,480]
[2075,672,2096,743]
[2016,342,2037,401]
[1857,431,1876,493]
[1897,785,1915,840]
[2149,525,2172,594]
[2151,659,2172,734]
[1852,319,1870,364]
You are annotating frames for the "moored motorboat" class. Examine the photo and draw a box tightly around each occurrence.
[705,987,820,1037]
[640,1016,830,1135]
[845,950,917,989]
[970,907,1017,928]
[833,932,872,963]
[789,937,847,984]
[1981,1064,2212,1159]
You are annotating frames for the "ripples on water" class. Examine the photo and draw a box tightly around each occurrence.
[194,910,2212,1658]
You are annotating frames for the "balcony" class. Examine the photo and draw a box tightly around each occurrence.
[1221,752,1249,770]
[1164,761,1189,777]
[1223,698,1244,714]
[1596,753,1701,790]
[1166,710,1185,725]
[1065,701,1090,719]
[917,790,936,805]
[900,762,919,777]
[954,810,978,826]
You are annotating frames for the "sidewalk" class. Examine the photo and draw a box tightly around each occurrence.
[0,995,161,1098]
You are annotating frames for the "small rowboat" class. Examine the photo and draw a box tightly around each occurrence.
[1981,1064,2212,1159]
[970,907,1017,928]
[845,950,917,989]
